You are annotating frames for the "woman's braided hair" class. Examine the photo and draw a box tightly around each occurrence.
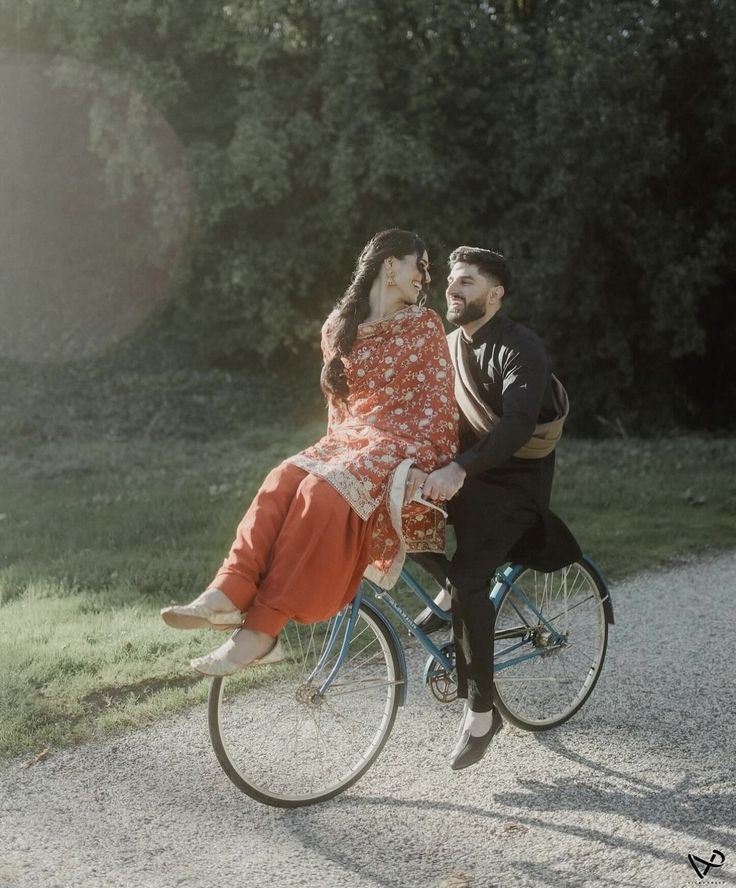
[320,229,426,406]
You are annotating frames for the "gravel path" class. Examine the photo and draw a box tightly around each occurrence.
[2,552,735,888]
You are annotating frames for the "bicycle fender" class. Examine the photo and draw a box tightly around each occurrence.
[580,554,615,625]
[490,557,615,626]
[360,597,409,707]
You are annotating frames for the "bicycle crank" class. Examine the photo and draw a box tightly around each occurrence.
[423,641,458,703]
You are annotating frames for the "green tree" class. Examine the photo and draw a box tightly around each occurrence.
[2,0,734,428]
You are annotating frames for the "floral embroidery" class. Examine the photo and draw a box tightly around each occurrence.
[288,306,459,587]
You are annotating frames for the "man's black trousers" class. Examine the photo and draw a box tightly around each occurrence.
[437,456,554,713]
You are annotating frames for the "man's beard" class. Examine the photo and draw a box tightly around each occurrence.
[446,299,486,327]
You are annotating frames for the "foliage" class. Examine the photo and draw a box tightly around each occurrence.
[1,0,734,429]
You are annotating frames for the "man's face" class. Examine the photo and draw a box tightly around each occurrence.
[445,261,495,326]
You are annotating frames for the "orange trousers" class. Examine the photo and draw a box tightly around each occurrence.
[210,462,377,636]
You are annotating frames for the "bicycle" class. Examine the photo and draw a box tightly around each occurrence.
[207,555,614,807]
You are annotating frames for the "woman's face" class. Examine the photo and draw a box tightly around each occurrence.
[390,250,431,306]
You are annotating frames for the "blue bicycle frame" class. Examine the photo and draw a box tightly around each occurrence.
[309,561,606,702]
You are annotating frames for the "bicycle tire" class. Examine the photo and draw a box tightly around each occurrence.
[493,557,609,731]
[207,600,403,807]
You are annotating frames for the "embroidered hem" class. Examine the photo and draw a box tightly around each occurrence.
[285,455,379,520]
[362,459,447,589]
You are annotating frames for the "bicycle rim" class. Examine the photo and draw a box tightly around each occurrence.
[494,560,609,730]
[208,602,401,807]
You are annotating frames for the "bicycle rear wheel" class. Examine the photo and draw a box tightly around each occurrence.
[493,558,609,730]
[207,601,402,807]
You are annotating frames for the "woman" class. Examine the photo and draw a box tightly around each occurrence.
[161,229,459,675]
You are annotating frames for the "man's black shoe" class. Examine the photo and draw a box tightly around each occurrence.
[449,710,503,771]
[413,605,451,634]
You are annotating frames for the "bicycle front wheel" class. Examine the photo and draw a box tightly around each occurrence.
[493,558,609,730]
[207,601,402,807]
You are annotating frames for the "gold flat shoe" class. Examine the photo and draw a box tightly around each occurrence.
[160,602,243,631]
[190,636,284,676]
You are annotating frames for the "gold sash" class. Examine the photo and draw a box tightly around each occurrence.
[448,328,569,459]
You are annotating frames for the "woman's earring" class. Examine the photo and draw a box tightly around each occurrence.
[387,273,396,287]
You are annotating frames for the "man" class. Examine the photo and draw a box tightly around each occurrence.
[413,246,580,771]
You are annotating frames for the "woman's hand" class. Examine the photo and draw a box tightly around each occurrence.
[403,467,429,506]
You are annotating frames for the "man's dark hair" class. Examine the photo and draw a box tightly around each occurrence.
[448,246,511,293]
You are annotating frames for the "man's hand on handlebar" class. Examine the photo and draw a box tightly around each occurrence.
[403,467,428,507]
[422,461,466,502]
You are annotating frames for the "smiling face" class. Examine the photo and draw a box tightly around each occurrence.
[388,250,431,306]
[446,261,503,331]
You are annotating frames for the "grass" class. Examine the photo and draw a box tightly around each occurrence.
[551,436,736,575]
[1,425,735,760]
